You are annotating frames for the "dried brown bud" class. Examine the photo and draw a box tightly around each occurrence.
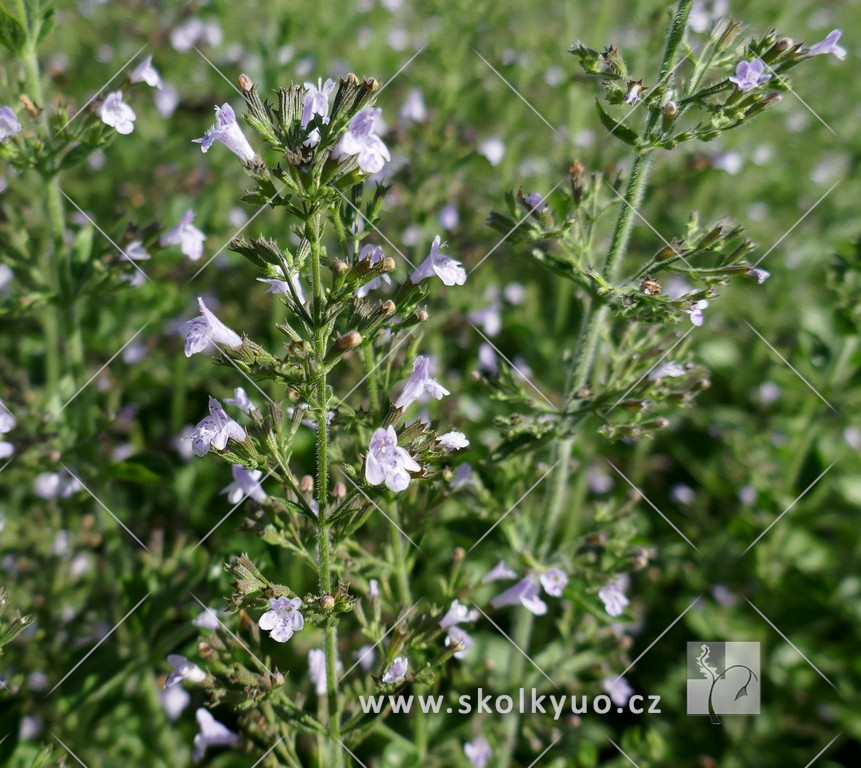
[569,160,585,204]
[574,385,594,399]
[300,475,314,493]
[336,330,363,350]
[640,276,661,296]
[333,482,346,499]
[238,74,254,92]
[198,641,215,660]
[381,300,396,317]
[453,547,466,562]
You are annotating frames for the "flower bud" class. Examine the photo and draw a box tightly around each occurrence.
[453,547,466,562]
[334,259,349,276]
[415,307,429,322]
[198,641,215,660]
[238,73,254,92]
[661,101,677,132]
[335,330,363,350]
[333,481,346,499]
[319,594,335,611]
[300,475,314,494]
[381,299,396,317]
[381,257,396,273]
[569,160,585,205]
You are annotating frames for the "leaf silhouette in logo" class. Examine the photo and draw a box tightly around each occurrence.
[734,683,749,701]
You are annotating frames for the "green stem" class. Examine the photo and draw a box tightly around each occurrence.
[498,611,534,768]
[363,341,379,414]
[308,211,343,768]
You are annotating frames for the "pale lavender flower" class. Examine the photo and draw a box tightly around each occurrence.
[164,654,206,688]
[624,80,644,105]
[468,297,502,336]
[257,267,306,304]
[100,91,136,134]
[439,599,478,629]
[155,82,179,118]
[0,106,22,141]
[355,244,392,298]
[192,607,223,630]
[308,648,343,695]
[524,191,549,213]
[259,596,305,643]
[490,575,547,615]
[438,203,459,230]
[355,644,376,671]
[670,484,696,505]
[728,59,771,92]
[687,299,708,326]
[170,18,204,52]
[539,569,568,597]
[747,267,770,284]
[129,55,162,89]
[603,677,634,707]
[437,431,469,451]
[446,626,474,659]
[477,343,498,375]
[844,426,861,450]
[464,737,493,767]
[0,400,16,433]
[224,387,256,414]
[483,560,517,584]
[382,656,408,684]
[410,236,467,286]
[0,442,13,459]
[478,136,505,166]
[648,362,686,381]
[190,397,247,456]
[332,108,390,174]
[598,582,630,617]
[712,584,738,606]
[395,356,450,410]
[193,103,258,164]
[160,684,190,720]
[33,471,82,500]
[301,78,336,146]
[365,425,421,492]
[221,465,267,504]
[808,29,846,60]
[0,264,13,291]
[181,297,242,356]
[192,708,239,763]
[368,578,380,598]
[399,88,428,123]
[450,463,476,490]
[161,209,206,261]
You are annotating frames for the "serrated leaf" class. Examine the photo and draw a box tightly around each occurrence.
[595,100,640,147]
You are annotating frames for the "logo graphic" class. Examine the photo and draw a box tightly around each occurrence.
[686,642,760,722]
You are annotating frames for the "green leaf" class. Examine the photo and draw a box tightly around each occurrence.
[0,6,26,54]
[595,100,640,147]
[36,5,55,45]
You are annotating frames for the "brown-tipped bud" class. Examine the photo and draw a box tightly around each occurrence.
[574,386,594,399]
[336,330,363,350]
[662,101,678,117]
[381,299,396,317]
[640,276,661,296]
[776,37,793,52]
[453,546,466,562]
[715,19,742,51]
[334,259,349,276]
[238,73,254,92]
[319,594,335,611]
[381,257,396,273]
[415,307,429,322]
[333,481,346,499]
[198,641,215,660]
[569,160,585,204]
[300,475,314,494]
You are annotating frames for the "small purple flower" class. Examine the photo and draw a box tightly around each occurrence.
[259,596,305,643]
[728,59,771,92]
[399,88,428,124]
[598,582,630,618]
[224,386,256,414]
[648,362,686,381]
[410,236,467,286]
[482,559,517,584]
[438,203,459,230]
[190,397,247,456]
[155,83,179,118]
[332,108,390,174]
[524,191,549,214]
[164,654,206,688]
[161,209,206,262]
[395,355,450,409]
[382,656,408,684]
[100,91,136,134]
[687,299,708,327]
[257,267,306,304]
[539,568,568,597]
[0,442,13,459]
[308,648,342,695]
[193,103,258,164]
[437,431,469,451]
[181,297,242,356]
[602,676,634,707]
[129,55,162,89]
[464,737,493,767]
[192,708,239,763]
[808,29,846,60]
[746,267,770,284]
[355,244,391,298]
[624,80,644,105]
[365,425,421,492]
[221,465,267,504]
[301,78,336,147]
[0,400,16,433]
[446,626,474,660]
[439,599,479,629]
[490,575,547,615]
[0,106,22,142]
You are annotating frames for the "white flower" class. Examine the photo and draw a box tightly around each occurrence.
[332,108,390,174]
[598,582,630,618]
[490,575,547,616]
[164,654,206,688]
[99,91,136,135]
[450,463,476,490]
[437,431,469,451]
[482,560,517,584]
[192,708,239,763]
[308,648,343,695]
[259,596,304,643]
[0,400,16,433]
[0,264,14,291]
[258,266,306,304]
[221,465,267,504]
[395,356,450,410]
[155,82,179,118]
[539,569,568,597]
[160,684,190,721]
[807,29,846,60]
[32,471,83,500]
[464,736,493,767]
[129,55,162,89]
[438,203,459,230]
[399,88,427,123]
[670,484,696,505]
[687,299,708,326]
[478,136,505,166]
[439,599,478,629]
[0,442,13,459]
[382,656,408,684]
[355,244,392,298]
[181,297,242,356]
[161,210,206,261]
[648,362,686,381]
[746,268,770,284]
[365,425,421,492]
[602,677,634,707]
[193,103,258,164]
[190,397,247,456]
[355,644,376,671]
[301,78,336,146]
[410,236,466,286]
[192,607,223,630]
[368,578,380,598]
[224,387,256,414]
[446,626,474,660]
[0,106,22,141]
